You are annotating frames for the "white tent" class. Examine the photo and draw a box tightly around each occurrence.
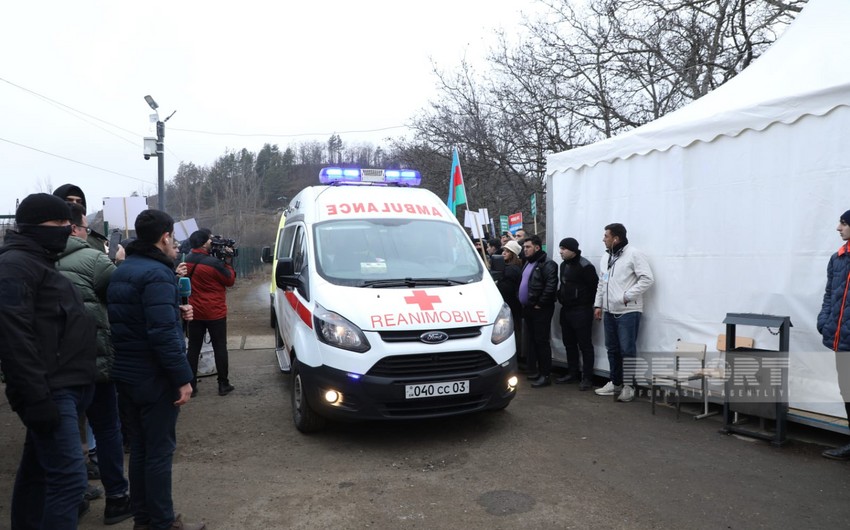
[545,0,850,424]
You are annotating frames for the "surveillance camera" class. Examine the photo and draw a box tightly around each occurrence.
[144,154,151,160]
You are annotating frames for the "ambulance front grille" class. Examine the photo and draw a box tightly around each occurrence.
[378,326,482,343]
[367,350,496,378]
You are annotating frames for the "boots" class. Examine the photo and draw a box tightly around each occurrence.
[555,372,579,384]
[104,494,133,525]
[218,380,235,396]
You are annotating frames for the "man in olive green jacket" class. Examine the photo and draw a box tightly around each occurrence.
[56,203,131,525]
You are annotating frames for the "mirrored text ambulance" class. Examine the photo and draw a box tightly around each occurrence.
[267,167,518,432]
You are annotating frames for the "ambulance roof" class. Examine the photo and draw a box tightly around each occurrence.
[290,185,457,224]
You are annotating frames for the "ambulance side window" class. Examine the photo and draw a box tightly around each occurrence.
[292,226,310,300]
[278,225,296,259]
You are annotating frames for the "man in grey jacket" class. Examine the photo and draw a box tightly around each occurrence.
[593,223,654,402]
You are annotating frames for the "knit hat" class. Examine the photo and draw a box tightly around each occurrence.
[559,237,579,252]
[842,210,850,224]
[189,228,212,249]
[15,193,73,225]
[53,184,87,210]
[503,240,522,257]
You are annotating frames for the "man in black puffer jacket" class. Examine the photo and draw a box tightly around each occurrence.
[0,193,97,529]
[555,238,599,390]
[518,234,559,388]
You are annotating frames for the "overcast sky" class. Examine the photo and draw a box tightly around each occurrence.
[1,0,540,217]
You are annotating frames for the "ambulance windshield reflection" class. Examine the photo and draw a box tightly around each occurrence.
[314,219,483,287]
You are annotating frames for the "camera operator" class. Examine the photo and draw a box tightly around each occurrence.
[184,229,236,396]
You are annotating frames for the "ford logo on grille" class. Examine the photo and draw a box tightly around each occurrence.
[420,331,449,344]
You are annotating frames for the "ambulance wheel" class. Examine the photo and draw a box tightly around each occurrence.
[291,359,325,433]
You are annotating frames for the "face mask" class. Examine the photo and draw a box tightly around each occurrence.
[18,224,73,253]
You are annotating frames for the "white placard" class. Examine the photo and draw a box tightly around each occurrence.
[173,218,199,241]
[102,197,148,231]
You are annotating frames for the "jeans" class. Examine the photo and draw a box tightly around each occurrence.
[12,385,93,530]
[187,318,230,386]
[603,311,641,386]
[117,378,180,530]
[87,381,129,498]
[523,304,555,377]
[560,306,595,380]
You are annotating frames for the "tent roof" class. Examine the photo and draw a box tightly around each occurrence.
[546,0,850,174]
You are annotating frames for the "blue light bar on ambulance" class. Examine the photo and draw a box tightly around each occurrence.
[319,167,421,187]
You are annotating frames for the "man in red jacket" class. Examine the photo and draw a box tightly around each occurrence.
[184,229,237,396]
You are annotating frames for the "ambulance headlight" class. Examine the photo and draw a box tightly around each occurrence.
[313,303,371,353]
[490,303,514,345]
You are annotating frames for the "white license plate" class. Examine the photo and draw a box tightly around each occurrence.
[405,380,469,399]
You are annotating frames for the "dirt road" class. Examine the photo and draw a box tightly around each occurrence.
[2,276,850,528]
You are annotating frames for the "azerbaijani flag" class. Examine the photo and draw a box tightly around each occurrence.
[447,147,467,215]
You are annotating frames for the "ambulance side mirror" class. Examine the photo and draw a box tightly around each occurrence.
[261,246,273,264]
[275,258,296,286]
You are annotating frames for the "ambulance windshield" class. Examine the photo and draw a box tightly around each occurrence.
[314,219,484,287]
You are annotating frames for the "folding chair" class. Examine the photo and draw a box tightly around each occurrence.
[650,340,717,420]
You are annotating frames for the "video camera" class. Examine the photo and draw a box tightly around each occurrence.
[210,235,239,260]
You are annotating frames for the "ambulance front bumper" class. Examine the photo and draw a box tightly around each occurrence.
[298,354,518,421]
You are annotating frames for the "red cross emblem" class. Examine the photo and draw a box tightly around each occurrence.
[404,290,441,311]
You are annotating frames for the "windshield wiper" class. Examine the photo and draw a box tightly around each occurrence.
[360,277,466,288]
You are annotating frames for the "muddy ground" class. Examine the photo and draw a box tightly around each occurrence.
[2,274,850,529]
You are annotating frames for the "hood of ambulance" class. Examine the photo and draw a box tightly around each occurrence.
[313,279,502,331]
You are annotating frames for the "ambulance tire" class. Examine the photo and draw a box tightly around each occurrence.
[291,359,326,433]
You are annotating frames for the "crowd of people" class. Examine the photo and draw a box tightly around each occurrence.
[0,185,237,529]
[2,189,850,530]
[493,215,850,460]
[492,224,654,398]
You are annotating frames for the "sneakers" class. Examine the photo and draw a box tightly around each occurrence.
[104,494,133,525]
[84,483,104,501]
[218,381,235,396]
[579,379,593,391]
[594,381,622,396]
[617,385,636,402]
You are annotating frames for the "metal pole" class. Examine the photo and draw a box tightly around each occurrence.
[157,119,165,211]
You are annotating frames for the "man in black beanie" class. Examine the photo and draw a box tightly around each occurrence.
[555,237,599,390]
[53,183,108,253]
[107,209,206,530]
[0,193,97,529]
[818,209,850,460]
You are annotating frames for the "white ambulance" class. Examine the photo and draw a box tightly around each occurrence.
[265,167,518,432]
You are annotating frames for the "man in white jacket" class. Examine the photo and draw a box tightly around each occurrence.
[593,223,654,402]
